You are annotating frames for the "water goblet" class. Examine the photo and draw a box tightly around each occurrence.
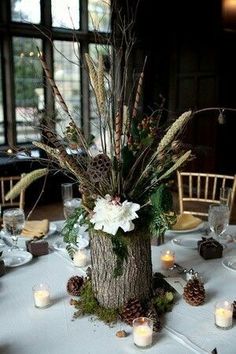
[208,204,230,241]
[63,198,81,219]
[2,208,25,250]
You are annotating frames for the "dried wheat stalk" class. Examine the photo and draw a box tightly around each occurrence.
[5,168,48,201]
[156,110,192,154]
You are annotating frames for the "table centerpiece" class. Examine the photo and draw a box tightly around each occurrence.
[5,35,193,325]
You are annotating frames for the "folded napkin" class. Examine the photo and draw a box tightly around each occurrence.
[21,219,49,238]
[172,214,202,230]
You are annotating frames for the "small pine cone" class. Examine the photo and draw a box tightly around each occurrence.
[183,277,205,306]
[120,298,145,326]
[146,307,162,332]
[232,301,236,319]
[67,276,84,296]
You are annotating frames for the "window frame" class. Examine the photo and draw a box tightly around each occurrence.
[0,0,110,147]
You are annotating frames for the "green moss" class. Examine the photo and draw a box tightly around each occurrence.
[72,280,119,324]
[79,281,99,314]
[71,274,176,325]
[96,307,119,324]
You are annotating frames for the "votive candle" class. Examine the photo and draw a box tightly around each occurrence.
[133,317,153,348]
[73,249,87,267]
[215,300,233,329]
[33,283,51,308]
[160,249,175,270]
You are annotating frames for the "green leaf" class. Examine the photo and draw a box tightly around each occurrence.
[150,184,173,212]
[111,231,128,277]
[140,135,153,146]
[62,206,88,246]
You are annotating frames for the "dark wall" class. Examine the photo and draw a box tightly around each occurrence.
[126,0,235,174]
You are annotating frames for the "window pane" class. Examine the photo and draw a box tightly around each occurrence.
[88,0,111,32]
[52,0,80,29]
[13,37,43,143]
[11,0,40,23]
[89,44,111,149]
[53,41,81,136]
[0,49,4,144]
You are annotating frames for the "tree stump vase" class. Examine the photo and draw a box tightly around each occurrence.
[90,228,152,309]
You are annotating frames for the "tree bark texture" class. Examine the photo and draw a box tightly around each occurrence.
[90,228,152,309]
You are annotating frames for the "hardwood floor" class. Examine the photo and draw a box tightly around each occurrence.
[25,202,64,221]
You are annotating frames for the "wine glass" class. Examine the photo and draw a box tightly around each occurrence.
[2,208,25,250]
[63,198,81,219]
[208,204,230,242]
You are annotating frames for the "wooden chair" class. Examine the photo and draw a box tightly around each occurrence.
[177,171,236,220]
[0,176,25,219]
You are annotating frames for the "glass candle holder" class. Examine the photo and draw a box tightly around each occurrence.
[160,249,175,270]
[133,317,153,348]
[33,283,51,309]
[73,249,88,267]
[214,300,233,330]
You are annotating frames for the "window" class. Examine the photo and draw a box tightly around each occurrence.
[11,0,41,23]
[13,37,42,143]
[88,0,111,32]
[51,0,80,29]
[53,40,80,136]
[0,0,111,147]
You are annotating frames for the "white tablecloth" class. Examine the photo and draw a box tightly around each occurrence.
[1,222,236,354]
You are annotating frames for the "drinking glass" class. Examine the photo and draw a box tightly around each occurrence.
[2,208,25,250]
[61,183,73,202]
[220,187,232,208]
[208,204,230,241]
[63,198,81,219]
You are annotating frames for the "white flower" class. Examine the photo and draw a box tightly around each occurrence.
[90,195,140,235]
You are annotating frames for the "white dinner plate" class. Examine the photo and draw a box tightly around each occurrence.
[3,250,33,267]
[53,238,89,252]
[169,222,204,234]
[172,235,203,249]
[222,256,236,272]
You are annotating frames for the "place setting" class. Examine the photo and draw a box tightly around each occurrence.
[0,208,58,268]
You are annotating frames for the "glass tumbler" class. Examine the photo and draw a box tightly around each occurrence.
[61,183,73,202]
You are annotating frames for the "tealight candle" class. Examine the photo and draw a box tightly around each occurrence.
[215,300,233,329]
[160,249,175,270]
[133,317,153,348]
[73,249,87,267]
[33,283,51,309]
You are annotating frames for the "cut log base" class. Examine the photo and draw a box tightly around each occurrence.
[90,228,152,309]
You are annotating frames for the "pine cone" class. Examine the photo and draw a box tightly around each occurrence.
[120,298,145,326]
[183,277,205,306]
[146,307,162,332]
[67,276,84,296]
